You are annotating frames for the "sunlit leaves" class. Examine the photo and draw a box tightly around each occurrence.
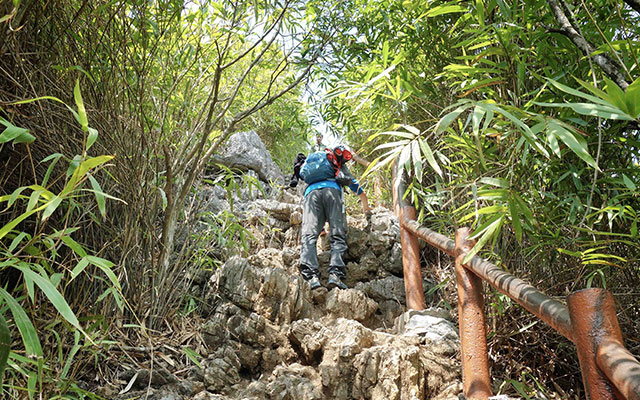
[545,120,597,169]
[362,125,442,181]
[417,3,468,19]
[435,104,468,134]
[538,77,639,121]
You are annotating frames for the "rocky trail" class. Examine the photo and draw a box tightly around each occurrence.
[101,132,464,400]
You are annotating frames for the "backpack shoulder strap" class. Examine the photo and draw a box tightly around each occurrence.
[325,148,342,175]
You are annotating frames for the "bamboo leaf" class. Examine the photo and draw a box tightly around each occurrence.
[42,196,63,220]
[86,256,121,291]
[418,138,443,177]
[11,96,65,105]
[380,130,416,139]
[436,103,471,134]
[547,121,598,169]
[7,186,28,209]
[61,235,87,258]
[182,346,203,368]
[26,190,43,213]
[41,153,63,187]
[459,205,506,223]
[625,76,640,118]
[478,177,508,188]
[419,4,467,18]
[374,139,411,150]
[0,118,35,144]
[477,188,508,200]
[13,266,81,329]
[64,155,114,193]
[574,77,615,105]
[0,288,42,357]
[87,127,99,150]
[0,313,9,386]
[472,105,485,136]
[411,140,423,181]
[484,104,549,157]
[382,41,389,67]
[158,188,167,212]
[513,193,534,224]
[546,78,612,106]
[0,206,43,241]
[540,121,560,157]
[88,175,106,218]
[464,214,504,263]
[8,232,28,252]
[622,174,637,191]
[534,102,633,121]
[603,77,629,114]
[399,144,411,171]
[70,257,89,281]
[509,195,523,242]
[74,80,88,132]
[398,124,420,136]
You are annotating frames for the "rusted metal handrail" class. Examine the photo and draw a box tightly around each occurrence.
[391,163,640,400]
[392,162,425,310]
[400,215,574,340]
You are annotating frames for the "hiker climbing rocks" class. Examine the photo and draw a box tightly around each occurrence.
[288,133,328,188]
[311,133,326,153]
[298,146,371,290]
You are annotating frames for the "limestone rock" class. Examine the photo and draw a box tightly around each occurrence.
[215,257,262,310]
[369,207,399,235]
[325,289,378,323]
[356,276,406,304]
[203,346,241,392]
[265,364,323,400]
[248,248,284,271]
[352,345,426,400]
[394,309,459,355]
[190,169,464,399]
[192,392,228,400]
[256,267,314,324]
[211,131,284,184]
[288,319,327,362]
[384,242,404,275]
[346,226,369,259]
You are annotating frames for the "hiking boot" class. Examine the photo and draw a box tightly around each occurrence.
[327,273,347,290]
[308,276,322,290]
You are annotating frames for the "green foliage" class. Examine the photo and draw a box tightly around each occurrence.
[0,87,121,397]
[315,0,640,395]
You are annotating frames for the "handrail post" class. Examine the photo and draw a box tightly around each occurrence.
[455,227,492,399]
[567,288,623,400]
[392,162,425,310]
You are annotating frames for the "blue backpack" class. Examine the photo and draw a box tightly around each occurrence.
[299,151,336,184]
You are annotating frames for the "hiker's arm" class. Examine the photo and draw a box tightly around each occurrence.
[359,192,371,213]
[346,179,371,213]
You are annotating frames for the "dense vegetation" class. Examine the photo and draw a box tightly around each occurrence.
[1,0,638,398]
[316,0,640,396]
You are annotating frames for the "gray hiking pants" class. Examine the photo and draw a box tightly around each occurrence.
[299,187,347,280]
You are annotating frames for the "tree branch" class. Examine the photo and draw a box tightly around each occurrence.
[547,0,630,90]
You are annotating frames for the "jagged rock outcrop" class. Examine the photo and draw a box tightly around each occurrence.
[211,130,284,184]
